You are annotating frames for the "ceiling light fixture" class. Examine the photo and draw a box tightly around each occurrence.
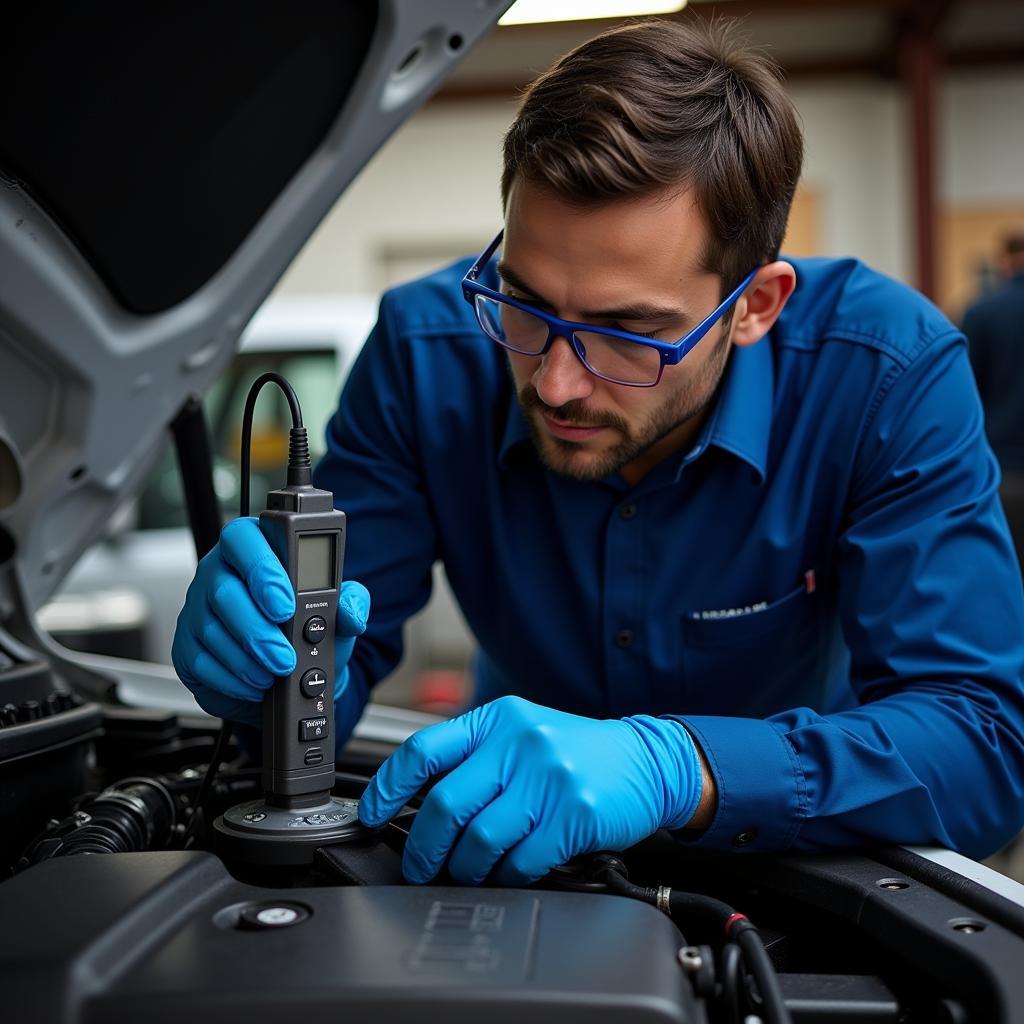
[499,1,687,27]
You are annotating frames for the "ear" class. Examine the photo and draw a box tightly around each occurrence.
[730,261,797,348]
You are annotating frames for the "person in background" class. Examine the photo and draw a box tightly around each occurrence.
[965,232,1024,568]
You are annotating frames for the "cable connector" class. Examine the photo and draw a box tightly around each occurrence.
[286,426,312,488]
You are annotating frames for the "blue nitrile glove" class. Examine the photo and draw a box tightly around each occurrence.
[171,517,370,727]
[359,695,703,886]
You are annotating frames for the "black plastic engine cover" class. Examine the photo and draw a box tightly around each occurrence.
[0,851,698,1023]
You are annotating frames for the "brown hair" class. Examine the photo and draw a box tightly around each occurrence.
[501,18,804,293]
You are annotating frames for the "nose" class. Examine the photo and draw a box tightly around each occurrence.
[533,335,595,408]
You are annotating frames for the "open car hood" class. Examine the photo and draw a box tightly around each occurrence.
[0,2,510,639]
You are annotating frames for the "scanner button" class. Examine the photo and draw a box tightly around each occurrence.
[300,668,327,698]
[304,747,324,766]
[303,616,328,644]
[300,717,329,742]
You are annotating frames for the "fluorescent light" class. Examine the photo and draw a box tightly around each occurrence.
[499,1,687,27]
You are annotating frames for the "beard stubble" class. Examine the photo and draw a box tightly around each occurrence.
[515,330,734,482]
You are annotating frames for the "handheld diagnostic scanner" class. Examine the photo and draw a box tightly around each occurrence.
[259,479,345,806]
[212,373,365,865]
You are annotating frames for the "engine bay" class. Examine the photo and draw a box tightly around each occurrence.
[5,685,1024,1024]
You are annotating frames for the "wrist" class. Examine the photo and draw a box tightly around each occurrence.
[680,736,717,831]
[622,715,705,830]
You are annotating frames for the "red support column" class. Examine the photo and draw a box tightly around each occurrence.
[901,13,939,300]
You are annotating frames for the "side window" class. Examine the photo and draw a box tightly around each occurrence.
[135,348,339,530]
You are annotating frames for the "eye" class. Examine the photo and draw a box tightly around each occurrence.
[611,322,658,339]
[503,287,533,303]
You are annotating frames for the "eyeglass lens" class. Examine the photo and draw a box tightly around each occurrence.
[474,295,661,385]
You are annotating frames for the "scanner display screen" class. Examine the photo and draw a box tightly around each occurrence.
[296,534,334,593]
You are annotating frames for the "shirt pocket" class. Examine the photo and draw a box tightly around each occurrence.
[681,578,825,717]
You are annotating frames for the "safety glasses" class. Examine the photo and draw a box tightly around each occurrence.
[461,229,758,387]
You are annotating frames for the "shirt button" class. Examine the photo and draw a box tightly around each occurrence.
[619,503,638,520]
[615,629,634,648]
[733,830,756,848]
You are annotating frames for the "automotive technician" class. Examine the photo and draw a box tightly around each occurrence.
[173,19,1024,885]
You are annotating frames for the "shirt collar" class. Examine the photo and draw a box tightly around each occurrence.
[498,391,532,468]
[498,336,773,483]
[686,336,773,484]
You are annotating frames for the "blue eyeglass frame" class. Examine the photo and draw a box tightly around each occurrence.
[461,229,759,387]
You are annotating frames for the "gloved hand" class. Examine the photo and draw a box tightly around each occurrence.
[359,695,704,886]
[171,517,369,727]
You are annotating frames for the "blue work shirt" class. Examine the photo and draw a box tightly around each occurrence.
[315,255,1024,860]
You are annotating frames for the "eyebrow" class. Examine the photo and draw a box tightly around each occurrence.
[496,261,691,324]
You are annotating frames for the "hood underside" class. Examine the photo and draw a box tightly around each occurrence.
[0,1,512,629]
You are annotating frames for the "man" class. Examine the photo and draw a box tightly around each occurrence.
[964,232,1024,568]
[173,19,1024,886]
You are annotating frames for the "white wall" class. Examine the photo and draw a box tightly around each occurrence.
[789,79,911,281]
[275,101,515,297]
[941,70,1024,205]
